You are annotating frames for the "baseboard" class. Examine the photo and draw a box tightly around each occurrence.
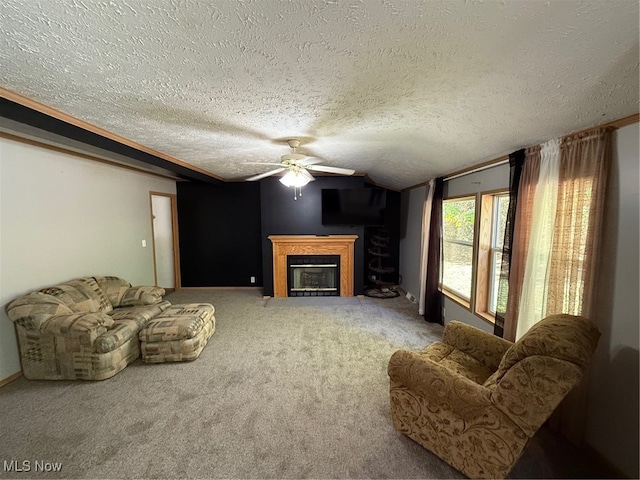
[0,371,22,388]
[177,286,263,291]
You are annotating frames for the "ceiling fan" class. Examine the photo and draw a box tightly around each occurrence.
[245,139,355,199]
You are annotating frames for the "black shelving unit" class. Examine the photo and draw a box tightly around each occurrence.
[365,229,400,298]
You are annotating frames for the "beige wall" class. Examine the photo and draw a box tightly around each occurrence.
[585,123,639,478]
[398,123,639,476]
[0,136,176,381]
[399,184,426,304]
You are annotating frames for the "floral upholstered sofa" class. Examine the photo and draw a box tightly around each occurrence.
[6,276,170,380]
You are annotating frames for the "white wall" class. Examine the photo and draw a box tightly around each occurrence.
[0,136,176,381]
[398,124,639,476]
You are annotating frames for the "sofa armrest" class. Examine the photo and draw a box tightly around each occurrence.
[116,286,165,307]
[443,321,513,371]
[388,349,492,413]
[41,312,114,334]
[6,292,75,330]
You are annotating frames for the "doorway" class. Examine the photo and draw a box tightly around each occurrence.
[150,192,180,289]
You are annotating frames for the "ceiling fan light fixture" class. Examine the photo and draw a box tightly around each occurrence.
[279,169,311,188]
[245,137,353,199]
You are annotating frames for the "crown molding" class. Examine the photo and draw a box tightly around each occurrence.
[0,87,225,183]
[402,113,640,192]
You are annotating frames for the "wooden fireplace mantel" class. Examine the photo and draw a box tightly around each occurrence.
[269,235,358,297]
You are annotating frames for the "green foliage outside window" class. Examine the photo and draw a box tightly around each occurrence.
[443,198,475,243]
[442,197,476,299]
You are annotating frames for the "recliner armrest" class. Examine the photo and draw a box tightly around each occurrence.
[443,321,513,371]
[490,355,583,437]
[388,349,492,413]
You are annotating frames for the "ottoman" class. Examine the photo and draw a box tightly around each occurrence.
[139,303,215,363]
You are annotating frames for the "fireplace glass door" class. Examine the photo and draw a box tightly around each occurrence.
[287,255,340,297]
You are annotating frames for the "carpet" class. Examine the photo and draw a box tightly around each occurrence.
[265,296,363,307]
[0,289,607,479]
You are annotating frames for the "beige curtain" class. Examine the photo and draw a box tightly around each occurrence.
[547,127,612,445]
[547,128,612,319]
[503,145,540,341]
[503,126,612,444]
[516,138,561,340]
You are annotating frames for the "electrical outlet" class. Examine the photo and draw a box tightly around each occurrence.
[250,276,256,284]
[141,240,147,247]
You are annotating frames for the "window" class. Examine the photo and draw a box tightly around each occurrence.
[488,194,509,314]
[442,197,476,301]
[441,191,509,323]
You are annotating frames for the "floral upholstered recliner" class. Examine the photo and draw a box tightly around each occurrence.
[6,276,170,381]
[387,314,600,479]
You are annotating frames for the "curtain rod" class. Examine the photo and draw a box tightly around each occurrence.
[441,113,638,184]
[444,157,509,181]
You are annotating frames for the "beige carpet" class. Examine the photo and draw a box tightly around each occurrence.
[0,289,613,479]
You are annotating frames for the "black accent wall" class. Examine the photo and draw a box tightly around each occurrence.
[260,176,367,296]
[177,181,263,287]
[176,176,401,296]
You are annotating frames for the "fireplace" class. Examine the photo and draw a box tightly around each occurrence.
[268,235,358,297]
[287,255,340,297]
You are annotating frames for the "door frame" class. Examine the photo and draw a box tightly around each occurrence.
[149,191,181,289]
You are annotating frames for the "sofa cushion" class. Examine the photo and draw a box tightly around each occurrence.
[95,319,139,353]
[95,276,132,307]
[6,292,74,330]
[95,301,172,353]
[140,304,215,342]
[108,301,172,326]
[40,277,112,314]
[141,315,215,363]
[419,341,494,385]
[119,286,165,307]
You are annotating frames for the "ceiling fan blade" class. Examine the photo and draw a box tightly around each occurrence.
[307,165,356,175]
[298,158,323,166]
[246,167,286,181]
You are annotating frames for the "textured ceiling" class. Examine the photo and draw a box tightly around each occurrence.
[1,0,638,190]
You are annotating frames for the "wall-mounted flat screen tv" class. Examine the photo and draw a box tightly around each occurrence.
[321,188,387,226]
